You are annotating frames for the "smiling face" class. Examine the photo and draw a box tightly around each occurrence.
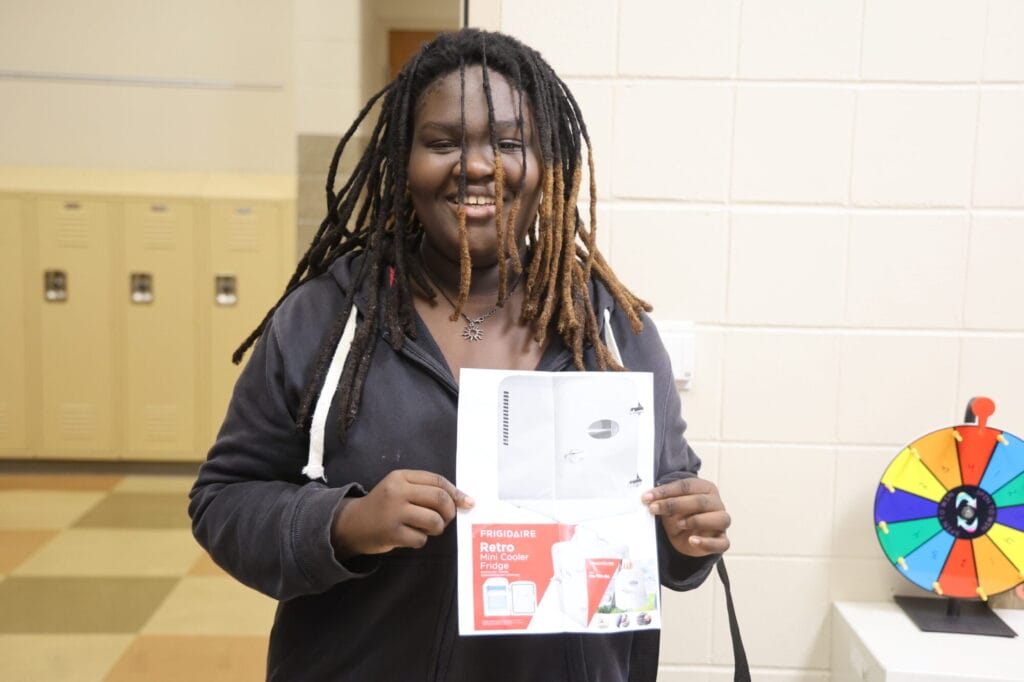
[408,65,543,275]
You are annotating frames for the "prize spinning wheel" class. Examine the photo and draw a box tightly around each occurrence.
[874,397,1024,603]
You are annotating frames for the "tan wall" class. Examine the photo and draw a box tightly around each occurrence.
[293,0,460,255]
[0,0,295,173]
[293,0,461,136]
[476,0,1024,679]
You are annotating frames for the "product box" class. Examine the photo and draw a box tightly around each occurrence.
[456,369,661,635]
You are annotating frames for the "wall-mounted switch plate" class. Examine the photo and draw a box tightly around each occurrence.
[656,320,695,391]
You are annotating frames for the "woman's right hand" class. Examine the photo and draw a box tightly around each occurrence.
[331,469,474,559]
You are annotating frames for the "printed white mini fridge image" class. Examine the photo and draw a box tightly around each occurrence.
[551,528,627,626]
[497,374,644,520]
[510,580,537,615]
[482,577,511,616]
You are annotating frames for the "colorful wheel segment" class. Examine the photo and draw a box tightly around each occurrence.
[874,398,1024,600]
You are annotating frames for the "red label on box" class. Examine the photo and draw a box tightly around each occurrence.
[472,523,575,630]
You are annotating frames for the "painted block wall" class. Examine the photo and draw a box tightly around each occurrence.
[293,0,461,255]
[0,0,294,173]
[475,1,1024,680]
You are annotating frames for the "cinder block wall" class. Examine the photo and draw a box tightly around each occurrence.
[475,1,1024,680]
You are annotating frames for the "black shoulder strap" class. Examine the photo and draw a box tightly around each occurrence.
[717,558,750,681]
[630,559,750,682]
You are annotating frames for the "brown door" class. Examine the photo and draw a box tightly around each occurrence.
[389,30,444,79]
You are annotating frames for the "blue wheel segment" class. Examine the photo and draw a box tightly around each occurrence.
[874,485,938,525]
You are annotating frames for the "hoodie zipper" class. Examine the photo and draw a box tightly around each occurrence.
[390,331,461,396]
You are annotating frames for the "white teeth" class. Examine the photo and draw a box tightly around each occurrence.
[459,196,495,206]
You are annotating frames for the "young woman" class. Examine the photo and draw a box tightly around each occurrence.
[190,28,732,681]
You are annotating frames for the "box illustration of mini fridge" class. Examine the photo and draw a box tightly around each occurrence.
[497,374,644,520]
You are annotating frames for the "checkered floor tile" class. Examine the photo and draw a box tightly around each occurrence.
[0,473,276,682]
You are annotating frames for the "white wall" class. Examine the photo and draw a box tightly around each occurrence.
[0,0,294,173]
[293,0,462,136]
[476,1,1024,680]
[292,0,461,254]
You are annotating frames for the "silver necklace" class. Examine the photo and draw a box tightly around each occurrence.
[426,272,520,342]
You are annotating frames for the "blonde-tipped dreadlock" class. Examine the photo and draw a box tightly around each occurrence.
[232,28,651,440]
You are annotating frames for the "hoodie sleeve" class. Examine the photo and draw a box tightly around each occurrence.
[613,310,719,591]
[653,371,719,591]
[188,310,372,601]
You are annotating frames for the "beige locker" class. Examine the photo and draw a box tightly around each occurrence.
[0,196,29,456]
[206,200,287,448]
[121,199,200,460]
[0,166,295,462]
[36,197,118,458]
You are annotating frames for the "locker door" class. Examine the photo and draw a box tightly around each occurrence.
[0,196,28,456]
[206,201,284,447]
[37,197,117,458]
[122,199,199,460]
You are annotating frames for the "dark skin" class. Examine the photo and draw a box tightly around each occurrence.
[410,66,545,385]
[331,66,731,561]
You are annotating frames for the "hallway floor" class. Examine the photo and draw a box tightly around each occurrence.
[0,472,276,681]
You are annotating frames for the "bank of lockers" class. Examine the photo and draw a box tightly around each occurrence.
[0,168,295,461]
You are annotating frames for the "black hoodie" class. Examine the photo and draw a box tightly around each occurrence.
[189,253,716,681]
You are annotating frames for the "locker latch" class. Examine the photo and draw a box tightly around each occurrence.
[44,270,68,302]
[215,275,238,306]
[130,273,154,304]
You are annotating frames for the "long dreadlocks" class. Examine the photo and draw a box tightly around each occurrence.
[233,28,651,440]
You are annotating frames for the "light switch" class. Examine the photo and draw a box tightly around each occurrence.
[656,320,696,390]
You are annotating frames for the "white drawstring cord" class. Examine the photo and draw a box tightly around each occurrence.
[304,311,358,481]
[603,308,622,366]
[304,307,618,480]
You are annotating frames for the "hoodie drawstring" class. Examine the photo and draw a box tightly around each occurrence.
[304,310,358,481]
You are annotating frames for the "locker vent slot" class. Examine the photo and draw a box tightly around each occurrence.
[227,219,260,252]
[55,218,89,248]
[142,221,175,250]
[59,403,96,441]
[143,405,177,443]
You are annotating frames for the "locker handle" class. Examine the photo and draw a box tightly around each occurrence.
[215,275,237,306]
[44,270,68,302]
[63,201,81,211]
[130,273,154,304]
[150,204,168,213]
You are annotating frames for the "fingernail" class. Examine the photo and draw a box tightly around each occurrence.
[648,502,660,514]
[676,520,687,530]
[463,496,476,508]
[641,492,653,503]
[689,536,702,546]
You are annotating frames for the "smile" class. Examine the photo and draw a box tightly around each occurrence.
[445,194,505,221]
[447,195,496,206]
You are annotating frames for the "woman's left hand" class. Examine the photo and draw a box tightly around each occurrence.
[642,478,731,557]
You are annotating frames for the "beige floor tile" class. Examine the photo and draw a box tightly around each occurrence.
[0,529,58,573]
[74,493,191,529]
[0,634,133,682]
[188,552,229,576]
[0,491,106,529]
[0,474,122,491]
[0,576,178,633]
[13,529,202,577]
[143,576,276,635]
[114,474,198,494]
[104,635,268,682]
